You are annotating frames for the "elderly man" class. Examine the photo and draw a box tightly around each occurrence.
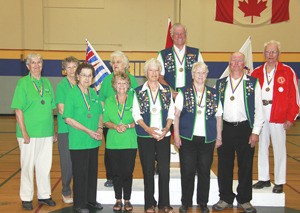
[251,40,300,193]
[158,23,204,99]
[11,53,56,210]
[213,52,264,213]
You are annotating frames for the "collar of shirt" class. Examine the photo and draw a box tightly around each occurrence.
[141,81,165,92]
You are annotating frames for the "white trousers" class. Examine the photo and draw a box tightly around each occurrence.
[18,137,53,201]
[258,106,286,185]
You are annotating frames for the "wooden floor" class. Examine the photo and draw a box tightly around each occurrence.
[0,115,300,213]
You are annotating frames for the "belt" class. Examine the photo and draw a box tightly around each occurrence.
[223,120,248,127]
[262,100,273,106]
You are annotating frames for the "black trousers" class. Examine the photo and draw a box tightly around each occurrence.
[179,136,215,206]
[217,121,254,204]
[107,149,137,200]
[138,136,171,210]
[70,147,99,208]
[103,127,113,180]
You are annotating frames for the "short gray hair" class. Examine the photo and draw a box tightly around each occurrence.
[191,62,209,79]
[170,23,187,37]
[143,58,162,78]
[26,53,43,66]
[110,51,130,70]
[264,40,281,53]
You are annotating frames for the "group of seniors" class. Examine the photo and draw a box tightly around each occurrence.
[11,22,299,213]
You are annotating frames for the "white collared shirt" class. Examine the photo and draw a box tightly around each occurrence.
[222,74,264,135]
[132,81,175,136]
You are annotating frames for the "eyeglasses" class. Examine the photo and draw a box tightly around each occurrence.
[193,72,207,75]
[265,51,278,55]
[79,74,93,78]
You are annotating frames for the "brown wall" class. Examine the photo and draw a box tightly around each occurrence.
[1,0,299,52]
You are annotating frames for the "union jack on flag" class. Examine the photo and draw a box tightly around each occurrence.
[85,39,111,92]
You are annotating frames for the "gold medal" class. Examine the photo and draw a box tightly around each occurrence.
[265,87,270,92]
[87,114,92,118]
[41,100,45,105]
[197,110,202,114]
[179,67,184,72]
[230,96,235,101]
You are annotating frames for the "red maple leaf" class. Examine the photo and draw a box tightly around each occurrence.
[238,0,268,23]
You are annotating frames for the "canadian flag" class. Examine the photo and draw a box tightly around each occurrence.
[215,0,290,25]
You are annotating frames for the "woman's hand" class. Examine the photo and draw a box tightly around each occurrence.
[115,124,127,133]
[157,127,169,141]
[88,130,102,140]
[146,127,162,140]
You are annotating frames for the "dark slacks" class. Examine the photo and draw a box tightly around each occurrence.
[58,133,72,196]
[70,147,99,208]
[107,148,137,200]
[103,127,113,180]
[138,136,171,210]
[217,121,254,204]
[179,136,215,206]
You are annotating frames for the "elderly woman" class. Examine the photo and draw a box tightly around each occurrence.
[99,51,138,188]
[132,58,175,213]
[174,62,222,213]
[103,72,137,212]
[56,56,80,204]
[11,53,56,210]
[64,63,103,213]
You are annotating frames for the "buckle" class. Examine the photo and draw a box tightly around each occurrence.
[262,100,272,106]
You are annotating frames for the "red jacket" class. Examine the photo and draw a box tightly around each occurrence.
[251,62,299,123]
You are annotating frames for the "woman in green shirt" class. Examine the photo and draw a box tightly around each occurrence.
[64,63,103,213]
[103,72,137,212]
[56,56,80,204]
[99,51,139,188]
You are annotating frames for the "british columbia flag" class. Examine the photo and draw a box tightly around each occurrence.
[85,39,111,92]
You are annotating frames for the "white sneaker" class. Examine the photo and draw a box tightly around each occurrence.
[62,195,73,204]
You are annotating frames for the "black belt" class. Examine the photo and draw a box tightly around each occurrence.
[223,120,248,127]
[262,100,272,106]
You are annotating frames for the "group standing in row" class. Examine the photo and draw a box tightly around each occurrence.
[11,22,299,213]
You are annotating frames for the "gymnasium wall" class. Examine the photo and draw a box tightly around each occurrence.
[0,0,299,114]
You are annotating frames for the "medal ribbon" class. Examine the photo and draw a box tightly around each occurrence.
[31,75,44,98]
[193,85,205,108]
[67,78,75,88]
[229,74,243,96]
[149,86,159,106]
[265,66,276,87]
[78,85,90,112]
[116,94,127,122]
[173,47,185,67]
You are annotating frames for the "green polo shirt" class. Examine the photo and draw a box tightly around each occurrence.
[56,77,75,133]
[11,74,56,138]
[63,86,103,150]
[103,92,137,149]
[98,71,138,103]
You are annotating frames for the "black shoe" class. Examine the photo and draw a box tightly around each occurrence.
[179,205,188,213]
[104,179,113,187]
[87,202,103,210]
[38,198,56,206]
[273,184,283,193]
[198,203,209,213]
[252,180,271,189]
[74,207,90,213]
[22,201,33,210]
